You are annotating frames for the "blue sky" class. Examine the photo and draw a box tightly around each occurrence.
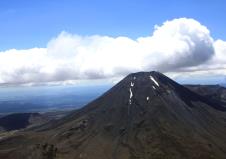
[0,0,226,85]
[0,0,226,51]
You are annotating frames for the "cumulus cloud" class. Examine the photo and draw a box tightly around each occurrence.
[213,40,226,64]
[0,17,225,85]
[149,18,214,71]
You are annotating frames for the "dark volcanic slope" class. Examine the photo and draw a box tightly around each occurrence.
[185,84,226,106]
[0,72,226,159]
[0,113,46,131]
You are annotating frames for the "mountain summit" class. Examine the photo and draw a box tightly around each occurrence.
[0,72,226,159]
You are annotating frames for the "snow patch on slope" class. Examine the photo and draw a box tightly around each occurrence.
[129,88,133,99]
[150,75,159,87]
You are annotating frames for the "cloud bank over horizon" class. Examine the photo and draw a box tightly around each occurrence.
[0,18,225,85]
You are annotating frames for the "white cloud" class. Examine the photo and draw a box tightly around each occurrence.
[0,17,225,85]
[213,40,226,64]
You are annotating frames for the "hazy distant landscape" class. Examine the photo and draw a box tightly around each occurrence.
[0,85,111,115]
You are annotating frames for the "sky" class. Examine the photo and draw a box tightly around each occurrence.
[1,0,226,50]
[0,0,226,86]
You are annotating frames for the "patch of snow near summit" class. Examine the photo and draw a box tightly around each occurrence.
[150,76,159,87]
[129,88,133,99]
[129,87,133,105]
